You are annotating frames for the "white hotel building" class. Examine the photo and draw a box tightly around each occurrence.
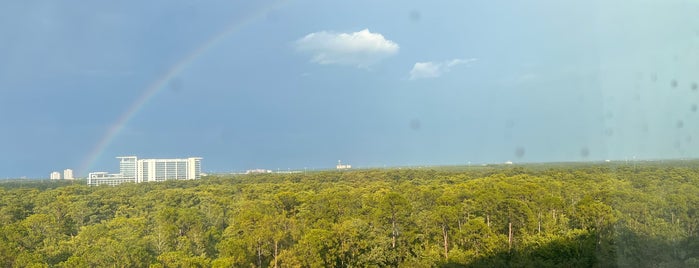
[87,156,202,186]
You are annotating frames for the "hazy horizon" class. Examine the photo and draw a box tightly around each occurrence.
[9,156,698,180]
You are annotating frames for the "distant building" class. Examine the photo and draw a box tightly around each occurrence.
[50,171,61,180]
[246,169,272,174]
[87,172,134,186]
[63,169,74,180]
[336,160,352,170]
[88,156,202,186]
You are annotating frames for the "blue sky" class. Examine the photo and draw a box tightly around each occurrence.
[2,0,699,178]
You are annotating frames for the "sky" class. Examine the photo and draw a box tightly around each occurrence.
[2,0,699,178]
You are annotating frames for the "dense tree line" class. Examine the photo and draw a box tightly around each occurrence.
[1,162,699,267]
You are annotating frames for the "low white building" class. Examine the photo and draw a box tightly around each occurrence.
[87,172,135,186]
[336,160,352,170]
[246,169,272,174]
[50,171,61,180]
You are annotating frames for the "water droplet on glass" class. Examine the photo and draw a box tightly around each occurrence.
[169,77,183,93]
[605,111,614,119]
[409,119,421,130]
[515,147,525,159]
[580,147,590,158]
[409,10,421,22]
[604,128,614,137]
[505,119,515,129]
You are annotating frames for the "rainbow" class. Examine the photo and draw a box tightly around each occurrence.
[79,1,286,175]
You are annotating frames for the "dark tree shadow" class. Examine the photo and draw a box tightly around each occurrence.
[440,229,699,268]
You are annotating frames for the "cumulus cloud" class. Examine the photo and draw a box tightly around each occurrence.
[409,58,476,80]
[295,29,399,68]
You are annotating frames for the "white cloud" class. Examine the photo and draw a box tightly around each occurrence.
[409,58,476,80]
[295,29,399,68]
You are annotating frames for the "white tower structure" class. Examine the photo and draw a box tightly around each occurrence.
[63,169,74,180]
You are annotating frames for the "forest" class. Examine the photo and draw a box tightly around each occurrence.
[1,161,699,267]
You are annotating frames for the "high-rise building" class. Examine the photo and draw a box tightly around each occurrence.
[63,169,74,180]
[118,156,137,178]
[87,156,202,186]
[50,171,61,180]
[136,157,202,183]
